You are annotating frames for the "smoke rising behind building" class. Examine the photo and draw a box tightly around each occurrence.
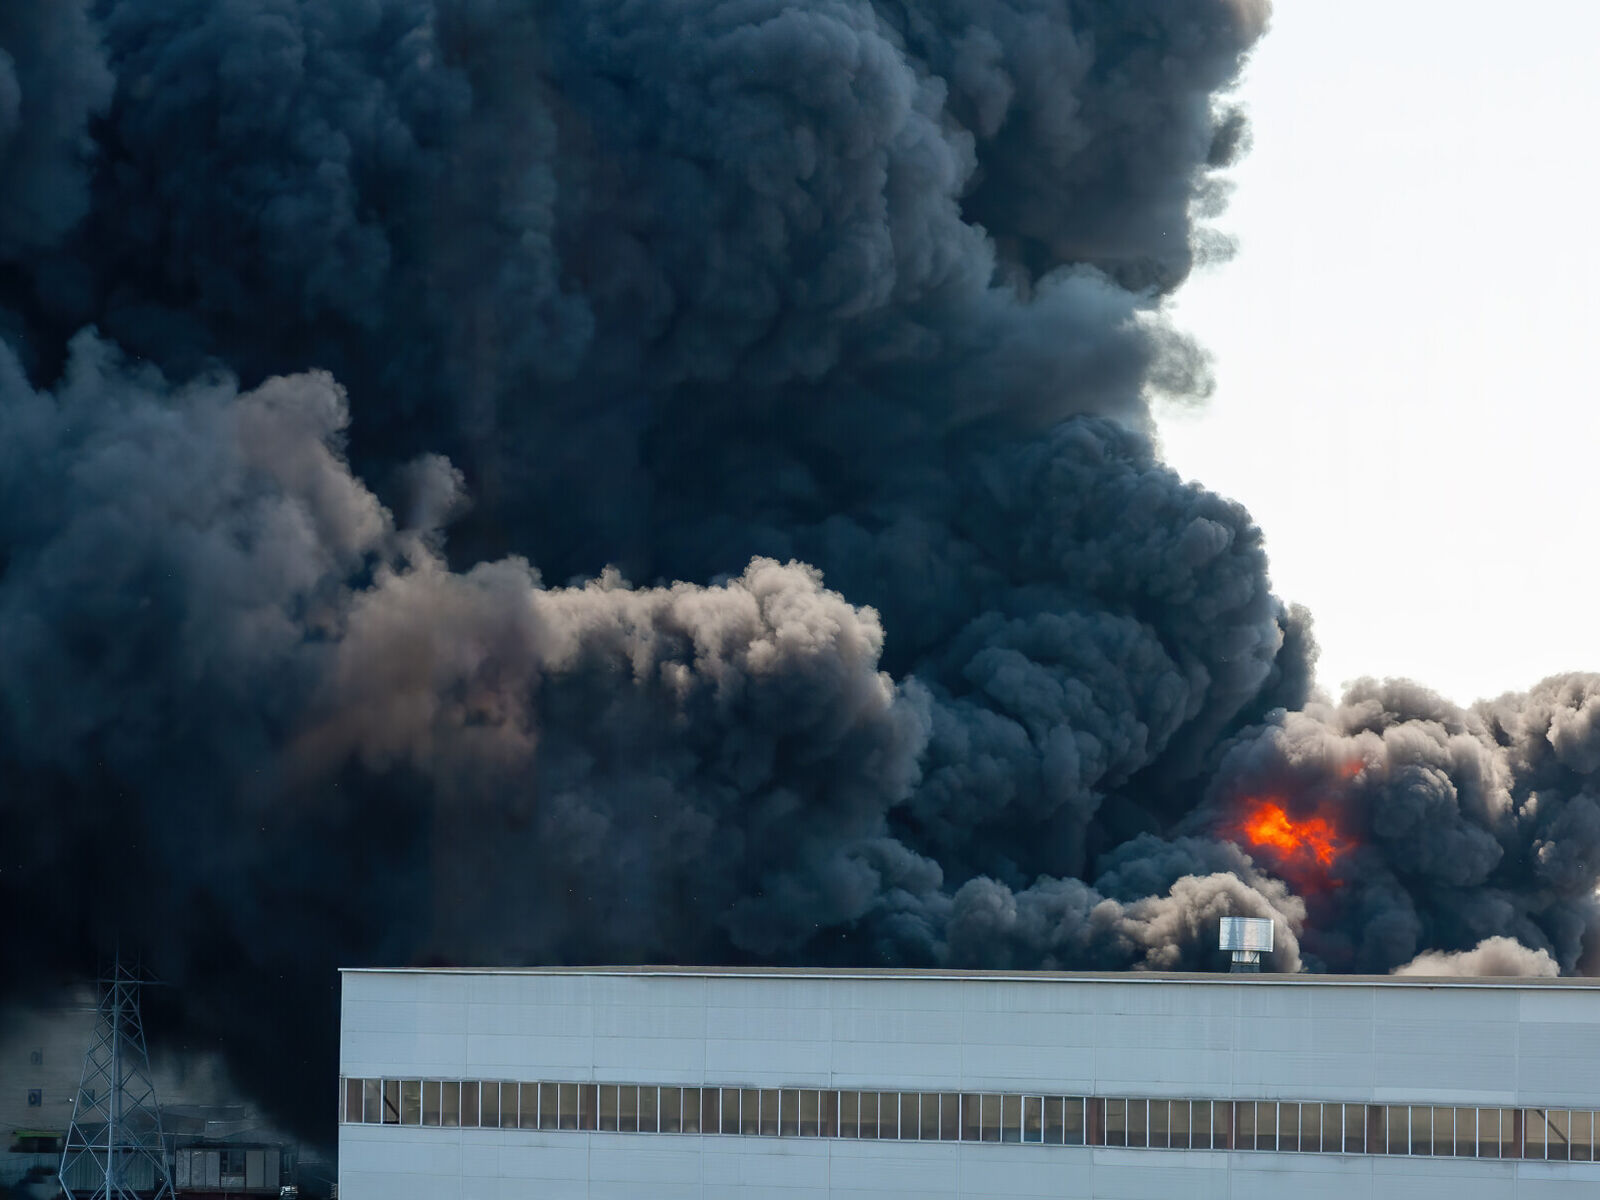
[3,0,1598,1139]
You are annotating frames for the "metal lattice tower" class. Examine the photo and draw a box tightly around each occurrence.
[59,957,174,1200]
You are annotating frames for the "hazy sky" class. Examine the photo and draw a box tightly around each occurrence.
[1157,1,1600,707]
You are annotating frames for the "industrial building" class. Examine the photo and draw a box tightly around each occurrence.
[338,964,1600,1199]
[1,982,310,1199]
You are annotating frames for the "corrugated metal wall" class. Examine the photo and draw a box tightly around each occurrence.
[172,1146,281,1194]
[61,1151,157,1192]
[337,970,1600,1200]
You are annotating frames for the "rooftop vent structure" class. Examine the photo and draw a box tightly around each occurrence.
[1218,917,1274,973]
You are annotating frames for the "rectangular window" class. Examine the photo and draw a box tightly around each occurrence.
[1169,1099,1190,1150]
[1570,1110,1593,1162]
[1278,1101,1299,1153]
[1408,1105,1430,1155]
[1066,1097,1087,1146]
[1369,1105,1389,1156]
[781,1089,799,1137]
[1087,1097,1104,1146]
[800,1090,821,1138]
[619,1085,639,1133]
[1341,1104,1361,1155]
[1410,1106,1433,1156]
[692,1087,714,1136]
[1104,1098,1126,1148]
[821,1090,839,1138]
[1024,1096,1043,1144]
[981,1094,1001,1144]
[940,1093,960,1141]
[1236,1100,1257,1151]
[462,1081,480,1128]
[382,1080,401,1125]
[701,1087,720,1137]
[1524,1109,1546,1160]
[1505,1108,1523,1159]
[678,1087,699,1135]
[1299,1102,1319,1153]
[759,1089,779,1137]
[726,1089,747,1136]
[899,1092,917,1140]
[921,1093,941,1140]
[400,1080,421,1126]
[1369,1105,1390,1155]
[840,1091,860,1138]
[343,1078,360,1124]
[1206,1101,1226,1150]
[1384,1105,1406,1155]
[682,1087,702,1135]
[437,1081,457,1129]
[361,1078,380,1124]
[1149,1099,1169,1149]
[1043,1096,1066,1145]
[1451,1106,1473,1157]
[556,1083,577,1131]
[1431,1106,1453,1157]
[640,1085,658,1133]
[1126,1098,1147,1148]
[960,1094,981,1141]
[578,1084,597,1132]
[598,1084,619,1132]
[482,1081,502,1128]
[1001,1094,1022,1143]
[1547,1110,1570,1162]
[660,1087,681,1134]
[1319,1100,1338,1153]
[880,1091,899,1139]
[516,1083,534,1130]
[860,1091,882,1139]
[538,1083,558,1131]
[1477,1107,1499,1159]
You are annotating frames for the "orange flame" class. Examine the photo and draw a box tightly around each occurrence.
[1238,799,1344,868]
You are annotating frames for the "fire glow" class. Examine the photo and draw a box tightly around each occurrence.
[1238,800,1345,869]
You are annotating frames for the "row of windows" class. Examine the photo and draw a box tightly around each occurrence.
[339,1079,1600,1161]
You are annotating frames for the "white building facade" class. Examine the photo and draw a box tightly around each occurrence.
[338,966,1600,1199]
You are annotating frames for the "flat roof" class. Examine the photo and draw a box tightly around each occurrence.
[339,965,1600,990]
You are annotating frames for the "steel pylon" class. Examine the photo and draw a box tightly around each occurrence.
[59,956,174,1200]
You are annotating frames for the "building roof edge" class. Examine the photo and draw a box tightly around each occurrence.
[334,964,1600,989]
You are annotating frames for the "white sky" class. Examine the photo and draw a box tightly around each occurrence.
[1156,1,1600,707]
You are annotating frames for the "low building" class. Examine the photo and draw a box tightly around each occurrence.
[338,965,1600,1199]
[1,994,306,1198]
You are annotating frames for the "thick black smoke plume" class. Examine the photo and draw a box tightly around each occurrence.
[3,0,1597,1141]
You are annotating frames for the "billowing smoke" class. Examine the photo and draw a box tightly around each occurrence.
[1393,937,1560,979]
[2,0,1595,1141]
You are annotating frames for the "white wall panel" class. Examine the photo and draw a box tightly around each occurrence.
[1369,1153,1518,1200]
[1089,1152,1229,1200]
[1228,1153,1370,1200]
[339,968,1600,1199]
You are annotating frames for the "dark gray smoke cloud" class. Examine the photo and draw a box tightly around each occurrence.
[0,2,111,260]
[2,0,1594,1143]
[1195,676,1600,974]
